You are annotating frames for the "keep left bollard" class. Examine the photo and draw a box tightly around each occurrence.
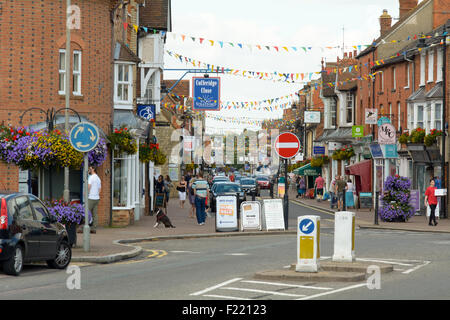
[332,211,356,262]
[296,215,320,273]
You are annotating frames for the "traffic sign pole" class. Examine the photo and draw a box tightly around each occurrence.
[83,154,90,252]
[274,132,301,231]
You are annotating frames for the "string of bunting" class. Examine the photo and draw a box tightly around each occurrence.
[166,92,299,111]
[123,23,446,54]
[166,50,383,88]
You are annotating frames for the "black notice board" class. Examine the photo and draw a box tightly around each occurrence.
[359,194,373,209]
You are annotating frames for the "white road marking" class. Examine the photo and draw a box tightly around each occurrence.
[203,294,252,300]
[297,283,367,300]
[356,258,414,266]
[241,280,332,290]
[402,261,431,274]
[222,286,306,297]
[170,250,200,253]
[224,253,249,256]
[190,278,243,296]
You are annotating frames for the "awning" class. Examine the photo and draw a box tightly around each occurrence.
[293,163,321,176]
[345,159,372,193]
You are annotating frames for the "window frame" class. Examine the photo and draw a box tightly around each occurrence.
[72,50,82,96]
[58,49,66,95]
[427,49,434,83]
[345,93,354,125]
[114,62,134,109]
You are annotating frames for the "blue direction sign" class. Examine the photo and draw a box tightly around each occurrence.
[192,77,221,111]
[299,218,315,234]
[69,122,100,153]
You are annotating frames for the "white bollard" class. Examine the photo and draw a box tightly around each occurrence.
[296,215,320,272]
[332,211,356,262]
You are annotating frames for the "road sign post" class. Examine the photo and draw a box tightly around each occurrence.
[69,122,100,252]
[296,216,320,272]
[274,132,301,231]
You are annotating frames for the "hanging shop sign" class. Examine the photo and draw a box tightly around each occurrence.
[378,123,396,145]
[304,111,321,124]
[365,109,378,125]
[192,77,221,111]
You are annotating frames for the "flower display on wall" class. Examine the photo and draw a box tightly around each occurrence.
[379,175,415,222]
[332,145,354,161]
[44,199,92,225]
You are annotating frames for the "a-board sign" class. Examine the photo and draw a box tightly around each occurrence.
[409,190,420,212]
[154,193,166,208]
[240,201,261,231]
[216,195,238,232]
[262,199,285,231]
[359,192,373,209]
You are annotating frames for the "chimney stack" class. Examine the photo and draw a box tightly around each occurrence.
[379,9,392,37]
[399,0,418,19]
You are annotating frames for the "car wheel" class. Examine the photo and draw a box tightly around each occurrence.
[47,240,72,269]
[3,245,24,276]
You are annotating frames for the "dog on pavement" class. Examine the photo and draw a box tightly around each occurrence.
[153,208,176,228]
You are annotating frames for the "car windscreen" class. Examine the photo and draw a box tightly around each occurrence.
[216,184,241,193]
[256,177,269,181]
[241,179,255,185]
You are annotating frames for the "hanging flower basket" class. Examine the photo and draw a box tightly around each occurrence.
[0,125,108,169]
[107,126,137,155]
[139,143,167,165]
[332,146,354,161]
[424,129,443,147]
[310,155,329,167]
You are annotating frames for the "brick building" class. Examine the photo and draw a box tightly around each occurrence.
[0,0,116,226]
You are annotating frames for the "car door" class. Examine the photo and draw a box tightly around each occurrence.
[14,196,41,259]
[29,195,58,259]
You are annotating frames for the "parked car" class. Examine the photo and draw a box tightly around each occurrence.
[0,192,72,276]
[209,182,245,213]
[255,176,270,190]
[210,176,229,187]
[240,178,260,197]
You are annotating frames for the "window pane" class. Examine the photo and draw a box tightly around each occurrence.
[59,73,65,92]
[123,84,128,101]
[59,52,65,70]
[417,105,423,121]
[124,66,129,82]
[73,53,79,72]
[118,65,123,81]
[30,196,48,221]
[15,197,33,220]
[73,74,79,93]
[435,104,442,119]
[117,84,123,100]
[113,159,128,207]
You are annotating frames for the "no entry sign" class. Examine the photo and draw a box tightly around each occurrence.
[274,132,300,159]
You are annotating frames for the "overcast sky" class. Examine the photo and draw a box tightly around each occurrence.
[163,0,419,133]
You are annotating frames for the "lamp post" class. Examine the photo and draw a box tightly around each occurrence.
[64,0,71,204]
[440,25,447,218]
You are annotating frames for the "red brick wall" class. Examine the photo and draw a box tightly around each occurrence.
[0,0,114,226]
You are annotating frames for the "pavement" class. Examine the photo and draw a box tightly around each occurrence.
[71,187,449,264]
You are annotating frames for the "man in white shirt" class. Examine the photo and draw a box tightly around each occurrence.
[88,166,101,233]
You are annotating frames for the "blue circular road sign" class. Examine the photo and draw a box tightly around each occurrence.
[299,218,315,234]
[69,122,100,153]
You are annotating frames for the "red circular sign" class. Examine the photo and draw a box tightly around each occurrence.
[274,132,300,159]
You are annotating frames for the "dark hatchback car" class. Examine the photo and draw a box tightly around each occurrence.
[0,192,72,276]
[209,182,245,213]
[240,178,260,197]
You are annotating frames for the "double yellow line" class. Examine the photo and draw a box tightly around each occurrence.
[146,249,168,259]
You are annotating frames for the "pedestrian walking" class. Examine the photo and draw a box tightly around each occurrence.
[314,174,325,202]
[334,175,347,211]
[164,175,173,204]
[330,175,337,209]
[297,176,306,198]
[177,176,187,209]
[346,177,355,208]
[191,172,209,225]
[425,178,438,226]
[88,166,101,234]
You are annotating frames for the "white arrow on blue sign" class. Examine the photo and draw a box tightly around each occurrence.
[299,219,315,234]
[69,122,100,153]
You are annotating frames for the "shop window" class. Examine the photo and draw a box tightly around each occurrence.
[113,156,129,207]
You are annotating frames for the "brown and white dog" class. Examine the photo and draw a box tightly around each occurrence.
[153,208,176,228]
